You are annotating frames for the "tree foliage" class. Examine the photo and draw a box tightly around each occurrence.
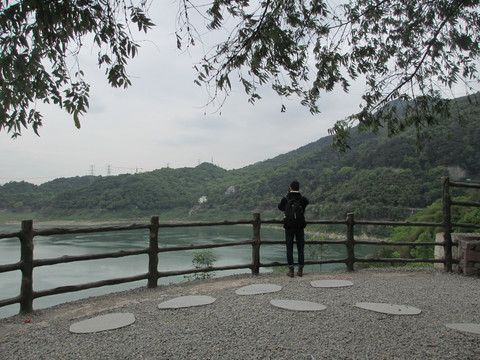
[0,0,153,136]
[178,0,480,149]
[2,1,480,146]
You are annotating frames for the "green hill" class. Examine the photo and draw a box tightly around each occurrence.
[1,94,480,223]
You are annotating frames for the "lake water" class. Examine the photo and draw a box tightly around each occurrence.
[0,223,378,319]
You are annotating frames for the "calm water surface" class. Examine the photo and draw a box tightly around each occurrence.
[0,223,377,318]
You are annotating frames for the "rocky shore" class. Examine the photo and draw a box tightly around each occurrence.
[0,268,479,359]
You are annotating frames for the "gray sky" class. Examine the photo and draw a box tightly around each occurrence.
[0,2,363,185]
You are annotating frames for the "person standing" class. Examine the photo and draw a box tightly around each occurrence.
[278,180,309,277]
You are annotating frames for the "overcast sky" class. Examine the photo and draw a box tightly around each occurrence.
[0,2,363,185]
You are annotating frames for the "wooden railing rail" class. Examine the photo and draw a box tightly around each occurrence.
[0,177,479,315]
[442,177,480,271]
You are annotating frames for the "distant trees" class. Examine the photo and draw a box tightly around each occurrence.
[0,181,44,211]
[0,101,479,221]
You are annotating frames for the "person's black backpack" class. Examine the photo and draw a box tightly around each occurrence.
[283,196,306,228]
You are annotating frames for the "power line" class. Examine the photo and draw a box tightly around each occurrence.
[108,166,144,174]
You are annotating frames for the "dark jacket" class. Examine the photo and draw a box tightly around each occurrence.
[278,191,309,229]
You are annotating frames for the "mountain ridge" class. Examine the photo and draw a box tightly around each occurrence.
[1,94,479,222]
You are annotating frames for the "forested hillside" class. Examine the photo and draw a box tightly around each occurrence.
[1,95,480,222]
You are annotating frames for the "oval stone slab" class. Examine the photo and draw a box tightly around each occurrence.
[235,283,282,295]
[270,299,326,312]
[69,312,135,334]
[355,302,421,315]
[158,295,216,309]
[445,323,480,335]
[310,279,354,288]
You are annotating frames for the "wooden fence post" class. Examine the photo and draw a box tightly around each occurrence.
[148,216,160,288]
[19,220,34,314]
[442,177,453,272]
[252,213,261,275]
[345,213,355,271]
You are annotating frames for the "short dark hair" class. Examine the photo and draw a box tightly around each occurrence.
[290,180,300,191]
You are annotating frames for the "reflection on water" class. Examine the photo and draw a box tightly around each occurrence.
[0,223,375,318]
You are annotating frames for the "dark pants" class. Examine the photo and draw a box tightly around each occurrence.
[285,228,305,268]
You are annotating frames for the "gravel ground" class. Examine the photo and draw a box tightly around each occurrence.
[0,268,479,360]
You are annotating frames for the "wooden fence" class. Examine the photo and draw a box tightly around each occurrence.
[0,177,479,315]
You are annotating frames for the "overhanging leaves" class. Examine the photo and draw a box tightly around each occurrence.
[0,0,153,137]
[177,0,480,149]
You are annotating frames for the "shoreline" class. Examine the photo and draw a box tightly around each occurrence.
[0,219,387,243]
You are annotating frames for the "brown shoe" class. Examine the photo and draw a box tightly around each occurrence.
[297,268,303,277]
[287,268,294,277]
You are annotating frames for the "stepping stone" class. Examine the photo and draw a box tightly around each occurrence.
[69,312,135,334]
[310,279,354,288]
[270,299,326,312]
[158,295,216,309]
[355,302,421,315]
[235,283,282,295]
[445,323,480,335]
